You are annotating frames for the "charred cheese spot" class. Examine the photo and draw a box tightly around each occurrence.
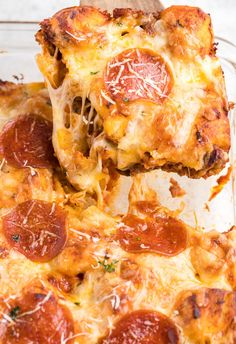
[173,288,236,343]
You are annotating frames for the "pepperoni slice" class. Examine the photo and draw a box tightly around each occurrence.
[99,310,179,344]
[105,48,172,104]
[0,289,74,344]
[2,200,67,262]
[117,214,187,256]
[1,114,55,168]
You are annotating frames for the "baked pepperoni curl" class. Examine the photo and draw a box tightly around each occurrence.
[0,289,74,344]
[1,114,55,168]
[2,200,67,262]
[104,48,172,105]
[99,310,179,344]
[117,214,187,256]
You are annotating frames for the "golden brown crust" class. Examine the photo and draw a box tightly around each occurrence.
[0,81,52,121]
[0,133,235,343]
[0,82,67,211]
[173,288,236,343]
[112,8,144,19]
[37,6,110,50]
[189,227,236,288]
[161,6,214,58]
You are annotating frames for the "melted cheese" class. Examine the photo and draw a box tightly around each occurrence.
[36,5,230,201]
[0,7,233,343]
[48,212,234,343]
[0,137,235,344]
[47,79,110,206]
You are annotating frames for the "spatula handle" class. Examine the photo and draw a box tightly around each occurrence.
[80,0,164,12]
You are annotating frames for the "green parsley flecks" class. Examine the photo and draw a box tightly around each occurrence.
[98,259,119,273]
[9,306,21,320]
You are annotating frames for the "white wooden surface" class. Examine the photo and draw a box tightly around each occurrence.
[0,0,235,44]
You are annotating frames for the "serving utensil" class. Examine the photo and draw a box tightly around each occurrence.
[80,0,164,12]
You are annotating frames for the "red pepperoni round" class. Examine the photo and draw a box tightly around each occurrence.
[0,289,74,344]
[1,114,55,168]
[117,214,187,256]
[2,200,67,262]
[105,48,172,104]
[100,310,179,344]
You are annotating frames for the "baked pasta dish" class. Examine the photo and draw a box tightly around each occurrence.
[0,4,234,344]
[36,5,230,200]
[0,81,234,343]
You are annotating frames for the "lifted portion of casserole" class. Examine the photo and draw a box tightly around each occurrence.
[36,5,230,201]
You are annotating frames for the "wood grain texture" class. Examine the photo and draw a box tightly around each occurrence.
[80,0,164,12]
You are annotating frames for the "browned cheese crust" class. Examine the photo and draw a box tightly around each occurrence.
[173,288,236,343]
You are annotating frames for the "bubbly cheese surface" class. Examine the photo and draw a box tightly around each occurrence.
[0,7,234,342]
[0,84,235,344]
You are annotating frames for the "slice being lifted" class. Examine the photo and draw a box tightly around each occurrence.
[36,5,230,200]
